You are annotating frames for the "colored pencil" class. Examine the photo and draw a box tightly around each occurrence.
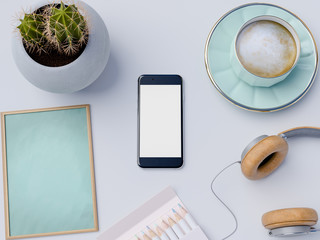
[167,216,185,238]
[172,208,191,234]
[147,226,161,240]
[161,220,179,240]
[155,225,170,240]
[178,203,198,229]
[142,231,152,240]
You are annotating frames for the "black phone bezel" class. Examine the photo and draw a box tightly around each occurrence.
[137,74,183,168]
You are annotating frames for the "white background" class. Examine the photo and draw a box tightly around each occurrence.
[1,0,320,240]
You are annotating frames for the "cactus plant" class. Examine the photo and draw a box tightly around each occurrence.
[17,1,88,57]
[17,13,46,53]
[46,2,88,55]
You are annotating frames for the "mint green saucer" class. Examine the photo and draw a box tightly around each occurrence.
[205,3,318,112]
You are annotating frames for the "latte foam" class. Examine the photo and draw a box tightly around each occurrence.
[236,20,297,78]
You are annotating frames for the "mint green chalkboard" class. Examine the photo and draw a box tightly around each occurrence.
[1,105,98,239]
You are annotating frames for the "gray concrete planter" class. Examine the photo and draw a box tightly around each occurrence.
[12,1,110,93]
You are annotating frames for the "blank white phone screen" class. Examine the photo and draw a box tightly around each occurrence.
[139,85,181,157]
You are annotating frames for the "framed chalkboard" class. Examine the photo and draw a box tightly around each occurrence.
[1,105,98,239]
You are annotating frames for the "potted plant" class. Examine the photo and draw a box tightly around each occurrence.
[12,1,110,93]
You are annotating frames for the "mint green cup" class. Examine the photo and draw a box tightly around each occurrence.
[230,15,301,87]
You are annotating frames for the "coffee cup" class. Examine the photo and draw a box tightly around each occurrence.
[230,15,300,87]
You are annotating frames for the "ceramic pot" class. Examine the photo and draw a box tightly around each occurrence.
[12,0,110,93]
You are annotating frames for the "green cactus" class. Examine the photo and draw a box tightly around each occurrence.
[16,2,88,56]
[17,13,46,52]
[46,2,88,55]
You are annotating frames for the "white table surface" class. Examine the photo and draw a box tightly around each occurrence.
[1,0,320,239]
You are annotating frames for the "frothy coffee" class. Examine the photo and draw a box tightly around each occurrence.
[236,20,297,78]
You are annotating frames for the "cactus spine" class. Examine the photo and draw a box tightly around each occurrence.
[17,13,46,53]
[46,2,88,55]
[17,2,88,56]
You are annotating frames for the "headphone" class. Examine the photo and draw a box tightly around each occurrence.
[241,126,320,237]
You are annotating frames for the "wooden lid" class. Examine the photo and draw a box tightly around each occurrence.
[262,208,318,230]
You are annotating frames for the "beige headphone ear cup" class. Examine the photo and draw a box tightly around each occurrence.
[262,208,318,230]
[241,135,288,180]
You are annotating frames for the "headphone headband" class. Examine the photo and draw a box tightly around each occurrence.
[279,127,320,139]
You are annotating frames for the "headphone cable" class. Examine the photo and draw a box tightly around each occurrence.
[210,161,241,240]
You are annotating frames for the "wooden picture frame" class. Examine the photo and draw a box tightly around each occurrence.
[1,105,98,239]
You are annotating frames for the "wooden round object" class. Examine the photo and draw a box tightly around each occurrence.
[262,208,318,230]
[241,135,288,180]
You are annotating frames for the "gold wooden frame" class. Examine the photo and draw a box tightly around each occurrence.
[1,105,98,239]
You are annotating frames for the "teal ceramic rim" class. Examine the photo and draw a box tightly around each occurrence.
[204,3,319,112]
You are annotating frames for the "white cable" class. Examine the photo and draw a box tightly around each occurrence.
[210,161,241,240]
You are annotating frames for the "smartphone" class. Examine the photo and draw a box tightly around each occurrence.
[138,75,183,168]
